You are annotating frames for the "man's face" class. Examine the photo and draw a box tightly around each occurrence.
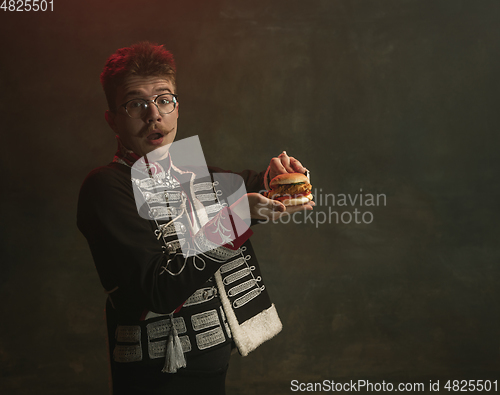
[105,75,178,157]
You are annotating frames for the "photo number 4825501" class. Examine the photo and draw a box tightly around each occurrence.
[1,0,54,11]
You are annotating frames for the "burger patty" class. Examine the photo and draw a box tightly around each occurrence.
[268,182,311,199]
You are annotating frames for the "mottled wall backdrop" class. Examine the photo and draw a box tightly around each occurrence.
[1,0,499,394]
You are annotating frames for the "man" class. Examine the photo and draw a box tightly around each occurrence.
[77,41,313,394]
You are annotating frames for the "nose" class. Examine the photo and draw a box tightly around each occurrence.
[143,101,162,123]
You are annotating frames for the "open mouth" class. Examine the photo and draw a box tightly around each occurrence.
[147,132,163,141]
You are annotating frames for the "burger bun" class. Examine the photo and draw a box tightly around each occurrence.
[281,193,313,207]
[270,172,309,187]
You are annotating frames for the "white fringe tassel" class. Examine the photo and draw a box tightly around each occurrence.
[162,314,187,373]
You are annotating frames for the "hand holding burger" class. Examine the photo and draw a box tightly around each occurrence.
[267,172,313,206]
[267,151,308,182]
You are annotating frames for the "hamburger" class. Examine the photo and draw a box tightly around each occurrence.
[267,173,313,206]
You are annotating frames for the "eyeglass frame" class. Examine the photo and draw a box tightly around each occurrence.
[119,93,179,118]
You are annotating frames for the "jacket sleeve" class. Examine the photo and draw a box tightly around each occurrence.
[77,166,251,316]
[208,166,266,194]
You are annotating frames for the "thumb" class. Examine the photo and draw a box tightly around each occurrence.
[272,200,286,212]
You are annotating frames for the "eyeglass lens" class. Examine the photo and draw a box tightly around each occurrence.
[126,94,176,118]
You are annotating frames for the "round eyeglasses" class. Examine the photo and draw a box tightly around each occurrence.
[121,93,179,119]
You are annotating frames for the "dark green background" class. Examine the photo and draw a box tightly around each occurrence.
[1,1,499,393]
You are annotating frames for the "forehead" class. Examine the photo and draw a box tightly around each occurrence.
[116,75,175,102]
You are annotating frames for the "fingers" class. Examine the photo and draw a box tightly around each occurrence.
[282,202,315,215]
[245,193,315,221]
[247,194,286,220]
[289,157,307,174]
[259,195,286,213]
[272,200,286,213]
[269,157,288,175]
[278,151,295,173]
[254,196,315,221]
[269,151,308,179]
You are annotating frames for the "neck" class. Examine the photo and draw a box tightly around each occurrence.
[112,136,171,170]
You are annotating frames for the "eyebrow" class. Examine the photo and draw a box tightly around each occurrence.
[124,86,173,99]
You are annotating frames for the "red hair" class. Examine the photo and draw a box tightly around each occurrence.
[100,41,177,111]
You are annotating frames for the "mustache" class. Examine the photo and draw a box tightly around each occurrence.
[140,123,168,137]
